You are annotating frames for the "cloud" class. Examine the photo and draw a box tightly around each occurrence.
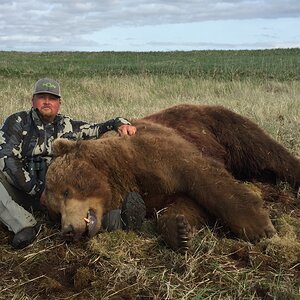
[0,0,299,51]
[143,40,300,50]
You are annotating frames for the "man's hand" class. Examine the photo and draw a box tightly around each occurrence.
[117,124,137,136]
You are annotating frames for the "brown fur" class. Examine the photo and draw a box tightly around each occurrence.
[45,104,300,250]
[143,104,300,187]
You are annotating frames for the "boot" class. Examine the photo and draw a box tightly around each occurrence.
[102,192,146,232]
[12,226,38,249]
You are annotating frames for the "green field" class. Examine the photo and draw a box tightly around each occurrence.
[0,49,300,299]
[1,48,300,80]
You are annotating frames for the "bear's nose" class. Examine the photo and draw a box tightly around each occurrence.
[62,224,75,241]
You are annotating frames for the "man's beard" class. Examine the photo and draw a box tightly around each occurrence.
[38,107,54,122]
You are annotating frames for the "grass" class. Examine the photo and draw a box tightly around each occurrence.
[0,49,299,80]
[0,49,299,299]
[1,75,299,155]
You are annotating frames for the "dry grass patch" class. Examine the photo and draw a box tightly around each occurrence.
[1,187,300,299]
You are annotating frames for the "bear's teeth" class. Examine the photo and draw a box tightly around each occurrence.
[87,209,98,237]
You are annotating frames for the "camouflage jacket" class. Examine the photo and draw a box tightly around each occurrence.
[0,108,131,196]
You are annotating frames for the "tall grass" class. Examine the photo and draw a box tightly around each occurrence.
[1,75,299,155]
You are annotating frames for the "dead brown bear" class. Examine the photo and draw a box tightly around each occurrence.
[45,104,300,252]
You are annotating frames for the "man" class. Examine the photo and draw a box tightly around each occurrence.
[0,78,146,249]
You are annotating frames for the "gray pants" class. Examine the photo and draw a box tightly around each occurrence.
[0,171,37,234]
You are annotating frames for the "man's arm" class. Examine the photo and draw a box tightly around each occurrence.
[0,114,42,196]
[66,117,136,140]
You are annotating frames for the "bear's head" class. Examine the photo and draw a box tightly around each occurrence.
[45,138,112,241]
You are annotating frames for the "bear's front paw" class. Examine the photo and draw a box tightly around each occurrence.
[232,215,276,242]
[157,214,192,253]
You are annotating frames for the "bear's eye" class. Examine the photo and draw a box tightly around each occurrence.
[63,190,69,199]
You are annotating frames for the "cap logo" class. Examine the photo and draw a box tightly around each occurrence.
[42,82,56,88]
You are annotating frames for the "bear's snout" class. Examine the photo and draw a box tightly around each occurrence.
[62,224,75,241]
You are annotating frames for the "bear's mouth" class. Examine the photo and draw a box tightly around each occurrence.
[83,209,98,237]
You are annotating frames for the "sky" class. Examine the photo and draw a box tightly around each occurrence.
[0,0,300,52]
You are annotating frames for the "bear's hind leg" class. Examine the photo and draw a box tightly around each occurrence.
[226,121,300,189]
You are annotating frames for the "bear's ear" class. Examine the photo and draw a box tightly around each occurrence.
[52,138,77,157]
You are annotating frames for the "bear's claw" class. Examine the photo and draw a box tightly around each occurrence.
[86,209,98,237]
[157,214,192,253]
[235,218,276,242]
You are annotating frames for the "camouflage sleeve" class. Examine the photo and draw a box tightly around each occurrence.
[68,117,131,140]
[0,114,40,196]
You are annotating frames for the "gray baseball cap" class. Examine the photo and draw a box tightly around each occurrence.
[33,78,61,98]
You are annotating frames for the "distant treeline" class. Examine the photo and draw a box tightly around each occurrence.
[0,48,299,80]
